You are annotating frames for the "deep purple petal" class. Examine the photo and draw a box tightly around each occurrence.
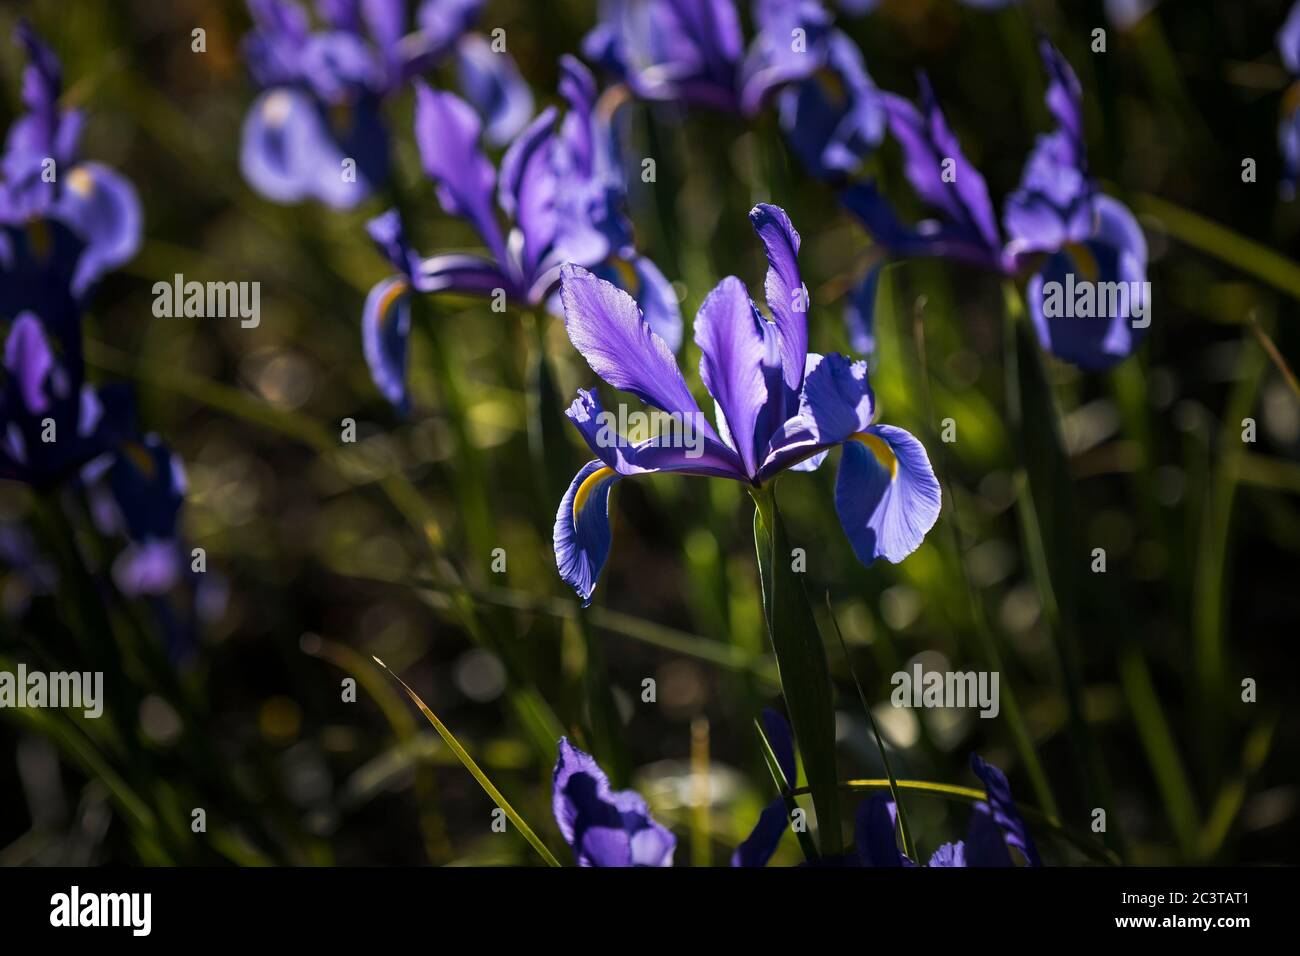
[854,795,907,866]
[554,460,621,605]
[456,33,534,147]
[970,753,1042,866]
[730,798,789,867]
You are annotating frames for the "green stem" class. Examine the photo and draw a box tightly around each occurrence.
[750,483,843,856]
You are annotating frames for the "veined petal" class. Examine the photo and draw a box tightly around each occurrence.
[564,388,740,480]
[694,275,779,478]
[927,841,968,868]
[560,264,715,429]
[456,32,534,147]
[413,82,507,263]
[834,423,940,565]
[749,203,808,392]
[361,275,412,413]
[592,254,683,353]
[555,459,621,605]
[53,163,141,297]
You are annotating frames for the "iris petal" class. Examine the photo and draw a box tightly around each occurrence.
[834,423,940,565]
[749,202,808,392]
[554,459,621,605]
[552,737,676,867]
[694,275,779,478]
[456,33,534,147]
[559,264,714,428]
[53,163,141,298]
[413,82,508,263]
[361,275,412,413]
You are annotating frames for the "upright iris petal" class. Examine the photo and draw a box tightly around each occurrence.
[750,203,809,393]
[552,737,676,866]
[414,83,509,265]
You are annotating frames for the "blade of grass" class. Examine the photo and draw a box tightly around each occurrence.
[823,592,915,861]
[754,718,817,862]
[372,656,561,867]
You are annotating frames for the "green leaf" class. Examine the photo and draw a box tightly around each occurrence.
[750,484,843,856]
[373,657,562,867]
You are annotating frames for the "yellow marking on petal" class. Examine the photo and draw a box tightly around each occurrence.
[25,218,51,262]
[610,257,640,296]
[1284,81,1300,119]
[572,466,616,524]
[1066,241,1100,283]
[377,278,409,327]
[67,166,95,198]
[122,441,157,480]
[263,90,293,126]
[815,67,847,108]
[330,101,356,137]
[850,431,897,480]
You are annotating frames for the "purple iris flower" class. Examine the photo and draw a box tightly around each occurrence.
[842,41,1148,371]
[777,27,886,181]
[553,202,941,605]
[0,312,132,488]
[1279,2,1300,199]
[584,0,841,116]
[552,737,676,866]
[362,57,681,413]
[83,435,188,597]
[240,0,530,208]
[0,22,141,309]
